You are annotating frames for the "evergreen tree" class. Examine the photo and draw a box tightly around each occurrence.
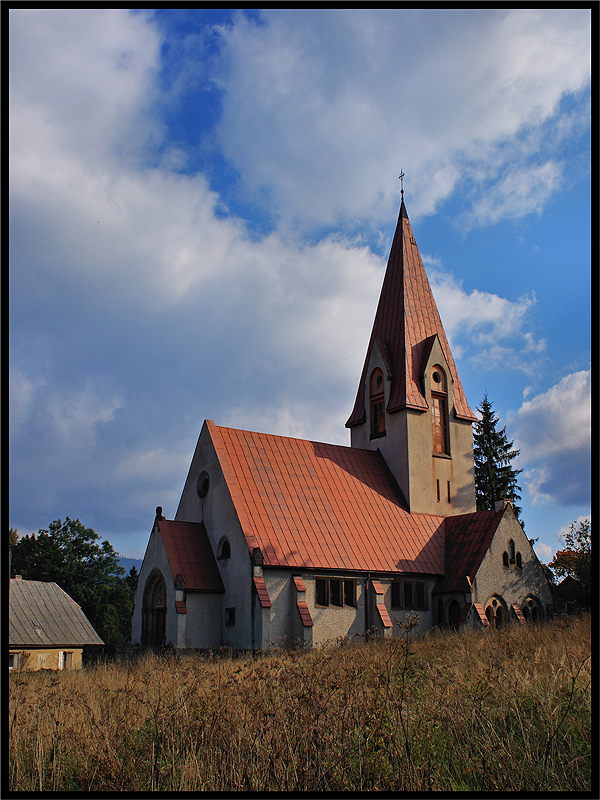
[473,394,523,522]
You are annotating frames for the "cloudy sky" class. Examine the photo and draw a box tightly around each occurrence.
[9,8,591,563]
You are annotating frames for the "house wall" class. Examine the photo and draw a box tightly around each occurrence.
[9,648,83,671]
[349,340,476,516]
[473,508,553,619]
[183,593,223,649]
[261,571,438,648]
[131,526,178,646]
[175,422,254,650]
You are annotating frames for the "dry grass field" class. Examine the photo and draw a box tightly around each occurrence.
[9,614,591,793]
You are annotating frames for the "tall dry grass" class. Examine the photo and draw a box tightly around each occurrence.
[9,614,592,792]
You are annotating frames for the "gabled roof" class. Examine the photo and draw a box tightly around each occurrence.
[347,200,476,427]
[438,509,503,592]
[9,579,103,648]
[207,420,445,575]
[158,519,224,592]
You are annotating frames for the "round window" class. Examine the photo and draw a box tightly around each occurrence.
[196,471,210,498]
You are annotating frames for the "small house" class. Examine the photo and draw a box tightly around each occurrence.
[9,577,103,670]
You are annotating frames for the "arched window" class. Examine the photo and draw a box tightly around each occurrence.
[217,536,231,560]
[508,539,516,564]
[431,366,449,455]
[484,595,507,629]
[503,551,509,568]
[523,596,541,623]
[142,571,167,646]
[369,368,385,437]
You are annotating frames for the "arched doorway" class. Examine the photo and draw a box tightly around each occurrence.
[142,571,167,645]
[447,599,461,628]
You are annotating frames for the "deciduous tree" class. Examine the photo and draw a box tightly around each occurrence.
[10,517,135,644]
[548,518,591,596]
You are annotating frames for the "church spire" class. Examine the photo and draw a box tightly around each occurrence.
[346,192,477,515]
[346,196,475,428]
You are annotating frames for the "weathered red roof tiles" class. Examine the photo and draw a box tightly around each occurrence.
[208,420,446,575]
[347,200,476,427]
[158,519,224,593]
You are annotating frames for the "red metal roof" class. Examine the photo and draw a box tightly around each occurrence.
[158,519,224,593]
[441,510,503,592]
[207,421,445,575]
[347,200,476,427]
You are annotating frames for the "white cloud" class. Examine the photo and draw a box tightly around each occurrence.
[512,370,591,506]
[214,8,590,227]
[428,268,545,372]
[534,541,554,563]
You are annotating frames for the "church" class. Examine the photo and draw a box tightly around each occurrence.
[131,196,552,650]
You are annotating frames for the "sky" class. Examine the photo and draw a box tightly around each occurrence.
[9,7,592,563]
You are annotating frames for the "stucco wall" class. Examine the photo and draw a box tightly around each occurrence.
[175,422,254,650]
[473,508,553,617]
[349,340,476,516]
[131,525,177,645]
[262,571,438,647]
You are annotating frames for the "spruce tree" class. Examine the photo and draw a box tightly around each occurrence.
[473,393,523,522]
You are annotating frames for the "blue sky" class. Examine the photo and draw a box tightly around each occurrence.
[9,8,591,563]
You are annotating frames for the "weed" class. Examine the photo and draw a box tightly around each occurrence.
[8,614,592,792]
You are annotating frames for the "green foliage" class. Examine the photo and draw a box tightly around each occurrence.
[10,517,136,645]
[473,393,523,522]
[548,519,591,596]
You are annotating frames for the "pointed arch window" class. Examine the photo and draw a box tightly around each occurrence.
[431,365,449,455]
[370,368,386,438]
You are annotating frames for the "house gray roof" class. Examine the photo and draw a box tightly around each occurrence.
[9,578,104,647]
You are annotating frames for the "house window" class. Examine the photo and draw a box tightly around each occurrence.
[431,366,449,455]
[225,607,236,626]
[217,537,231,559]
[9,653,19,670]
[485,596,506,628]
[370,368,386,437]
[391,581,428,610]
[315,578,356,607]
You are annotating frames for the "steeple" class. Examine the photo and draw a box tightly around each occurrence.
[347,198,475,428]
[346,195,477,516]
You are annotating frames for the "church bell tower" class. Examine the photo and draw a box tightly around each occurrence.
[346,196,477,516]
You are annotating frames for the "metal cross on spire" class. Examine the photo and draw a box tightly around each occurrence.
[398,170,405,198]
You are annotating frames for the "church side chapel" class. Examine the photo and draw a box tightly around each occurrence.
[131,193,552,650]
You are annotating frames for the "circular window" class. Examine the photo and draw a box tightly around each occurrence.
[432,371,441,384]
[196,471,210,498]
